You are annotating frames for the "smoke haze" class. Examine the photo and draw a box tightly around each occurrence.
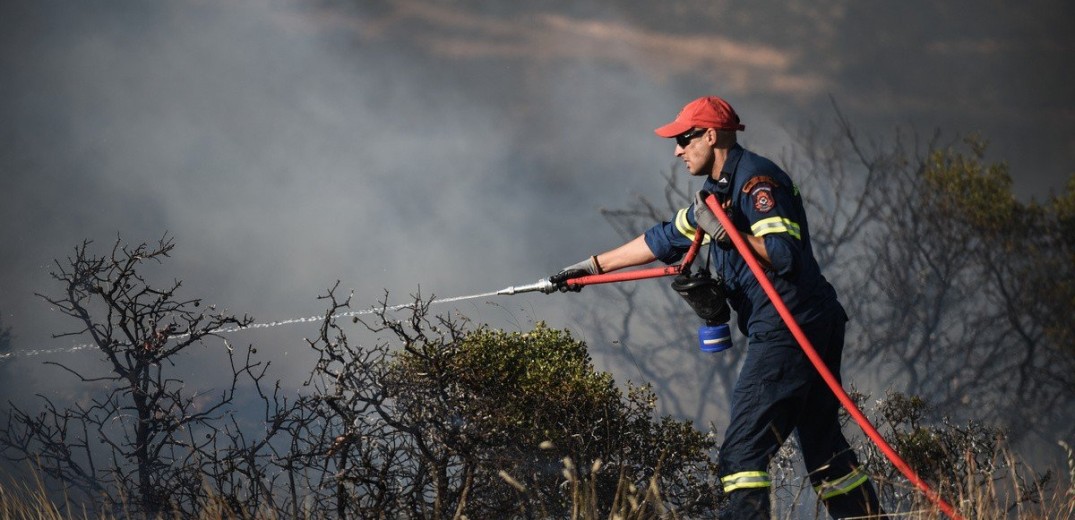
[1,0,1072,443]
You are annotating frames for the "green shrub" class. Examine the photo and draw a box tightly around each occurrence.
[384,322,722,518]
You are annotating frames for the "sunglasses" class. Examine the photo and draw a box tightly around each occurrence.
[675,128,707,147]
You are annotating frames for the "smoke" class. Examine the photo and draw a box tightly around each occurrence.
[1,0,1072,431]
[0,0,666,389]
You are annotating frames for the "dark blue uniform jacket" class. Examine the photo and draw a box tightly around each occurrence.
[644,144,845,336]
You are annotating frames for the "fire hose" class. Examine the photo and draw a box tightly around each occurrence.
[496,223,707,295]
[697,194,964,520]
[504,194,963,520]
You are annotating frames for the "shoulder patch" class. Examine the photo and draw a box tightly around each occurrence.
[741,176,778,194]
[743,176,778,213]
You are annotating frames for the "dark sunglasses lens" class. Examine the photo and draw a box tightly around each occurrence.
[676,130,701,147]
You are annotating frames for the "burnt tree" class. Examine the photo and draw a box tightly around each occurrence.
[0,236,264,516]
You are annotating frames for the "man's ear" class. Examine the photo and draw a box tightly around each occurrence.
[702,128,718,146]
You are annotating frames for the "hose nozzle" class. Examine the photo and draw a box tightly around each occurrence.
[496,278,555,295]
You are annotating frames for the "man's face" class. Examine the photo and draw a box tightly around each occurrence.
[674,128,715,177]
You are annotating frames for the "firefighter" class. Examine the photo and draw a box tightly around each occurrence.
[550,96,886,519]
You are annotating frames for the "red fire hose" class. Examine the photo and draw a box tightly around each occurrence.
[699,194,964,520]
[557,195,963,519]
[564,225,707,288]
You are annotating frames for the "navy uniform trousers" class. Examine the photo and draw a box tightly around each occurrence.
[717,311,886,519]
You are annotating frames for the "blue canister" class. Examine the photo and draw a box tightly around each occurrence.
[698,323,732,352]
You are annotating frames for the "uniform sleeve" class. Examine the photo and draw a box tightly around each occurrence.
[643,206,701,264]
[739,176,803,277]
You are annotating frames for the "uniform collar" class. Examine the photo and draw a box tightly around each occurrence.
[711,144,745,197]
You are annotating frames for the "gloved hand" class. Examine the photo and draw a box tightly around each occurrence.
[549,256,602,292]
[693,190,730,247]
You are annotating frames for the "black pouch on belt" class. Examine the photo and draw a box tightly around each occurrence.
[671,270,731,325]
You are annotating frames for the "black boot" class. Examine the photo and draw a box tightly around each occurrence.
[824,480,887,519]
[720,488,770,520]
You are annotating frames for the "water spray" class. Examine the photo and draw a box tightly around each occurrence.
[1,231,706,364]
[0,288,522,363]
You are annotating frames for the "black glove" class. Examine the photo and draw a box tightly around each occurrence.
[693,190,730,247]
[549,256,601,292]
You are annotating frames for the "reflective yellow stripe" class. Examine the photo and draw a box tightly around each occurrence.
[721,471,771,492]
[675,208,711,244]
[751,216,801,239]
[675,208,696,238]
[814,469,869,500]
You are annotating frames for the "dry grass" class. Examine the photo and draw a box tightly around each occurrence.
[0,470,89,520]
[845,441,1075,520]
[4,443,1073,519]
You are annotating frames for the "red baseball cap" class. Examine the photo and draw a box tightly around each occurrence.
[654,96,746,138]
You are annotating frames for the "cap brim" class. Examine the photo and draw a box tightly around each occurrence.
[654,120,693,138]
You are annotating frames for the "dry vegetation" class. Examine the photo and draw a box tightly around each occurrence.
[3,438,1072,519]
